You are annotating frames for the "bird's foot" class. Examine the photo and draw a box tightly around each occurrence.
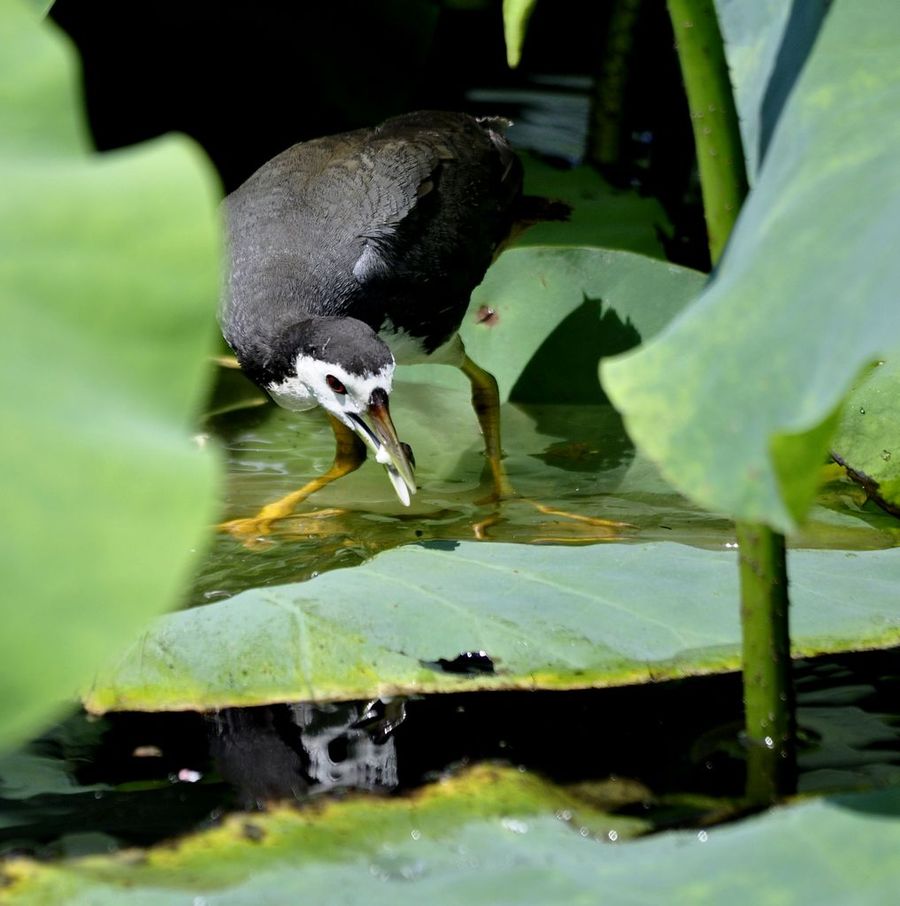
[528,502,634,542]
[219,506,348,549]
[472,498,634,543]
[218,517,279,550]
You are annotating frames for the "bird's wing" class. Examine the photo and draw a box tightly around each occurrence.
[346,113,521,293]
[349,135,451,286]
[223,114,521,346]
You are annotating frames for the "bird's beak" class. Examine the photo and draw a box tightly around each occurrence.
[348,388,417,506]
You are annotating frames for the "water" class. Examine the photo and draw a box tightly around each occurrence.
[3,646,900,858]
[192,371,900,604]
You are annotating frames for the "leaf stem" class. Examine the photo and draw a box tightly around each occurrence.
[666,0,747,262]
[665,0,795,802]
[735,523,796,801]
[589,0,644,171]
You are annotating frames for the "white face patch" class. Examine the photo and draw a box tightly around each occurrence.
[266,350,415,506]
[267,354,394,424]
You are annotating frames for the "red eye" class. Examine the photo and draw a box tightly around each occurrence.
[326,374,347,394]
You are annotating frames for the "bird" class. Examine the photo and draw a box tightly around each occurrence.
[219,110,561,537]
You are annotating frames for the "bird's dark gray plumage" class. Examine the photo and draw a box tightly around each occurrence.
[216,111,565,521]
[220,110,522,387]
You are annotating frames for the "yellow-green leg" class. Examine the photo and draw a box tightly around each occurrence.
[220,414,367,541]
[460,353,515,500]
[459,354,631,541]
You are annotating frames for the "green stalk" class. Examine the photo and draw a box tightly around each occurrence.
[589,0,644,171]
[666,0,748,262]
[736,523,795,800]
[665,0,795,802]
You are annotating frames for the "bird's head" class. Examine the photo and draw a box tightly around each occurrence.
[267,317,416,505]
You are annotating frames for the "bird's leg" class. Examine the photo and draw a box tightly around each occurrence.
[460,353,515,500]
[219,414,367,542]
[459,355,632,542]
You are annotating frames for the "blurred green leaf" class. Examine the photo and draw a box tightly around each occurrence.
[502,0,538,68]
[8,764,900,904]
[517,155,670,258]
[85,541,900,713]
[24,0,53,17]
[602,0,900,532]
[0,716,108,806]
[832,360,900,515]
[0,2,221,747]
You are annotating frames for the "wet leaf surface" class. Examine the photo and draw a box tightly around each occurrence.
[83,339,900,715]
[7,761,900,905]
[85,537,900,714]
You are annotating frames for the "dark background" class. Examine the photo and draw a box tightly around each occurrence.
[51,0,707,268]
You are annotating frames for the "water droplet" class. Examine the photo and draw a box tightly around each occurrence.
[501,818,528,834]
[859,407,866,414]
[401,860,426,880]
[579,827,590,837]
[410,829,421,841]
[763,736,774,750]
[607,830,618,842]
[882,450,892,462]
[697,831,708,843]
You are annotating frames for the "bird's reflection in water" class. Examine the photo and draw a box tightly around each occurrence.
[208,700,405,809]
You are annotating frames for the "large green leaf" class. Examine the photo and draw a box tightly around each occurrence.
[715,0,831,180]
[0,2,221,746]
[411,246,705,404]
[85,540,900,713]
[602,0,900,532]
[6,764,900,904]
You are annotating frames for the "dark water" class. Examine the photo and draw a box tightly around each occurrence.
[3,645,900,858]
